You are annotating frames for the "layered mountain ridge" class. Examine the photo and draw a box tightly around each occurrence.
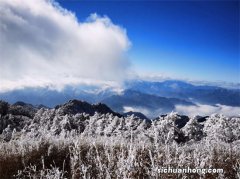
[0,80,239,118]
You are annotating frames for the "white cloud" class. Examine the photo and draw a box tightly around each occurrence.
[123,104,240,118]
[0,0,131,92]
[175,104,240,117]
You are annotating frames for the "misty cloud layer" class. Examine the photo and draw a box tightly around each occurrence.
[0,0,131,92]
[175,104,240,117]
[124,104,240,118]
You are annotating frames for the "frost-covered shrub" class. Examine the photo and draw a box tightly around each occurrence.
[0,104,240,178]
[203,114,240,142]
[150,112,186,144]
[182,116,204,141]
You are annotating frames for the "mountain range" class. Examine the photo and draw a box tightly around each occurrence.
[0,80,239,118]
[127,80,240,106]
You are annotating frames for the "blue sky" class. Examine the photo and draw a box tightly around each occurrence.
[58,0,239,83]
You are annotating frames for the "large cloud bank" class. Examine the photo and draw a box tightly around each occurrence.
[123,104,240,118]
[175,104,240,117]
[0,0,131,92]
